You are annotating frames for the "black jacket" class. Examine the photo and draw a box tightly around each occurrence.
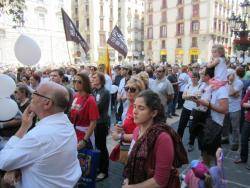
[92,86,110,124]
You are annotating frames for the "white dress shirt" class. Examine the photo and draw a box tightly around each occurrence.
[0,112,81,188]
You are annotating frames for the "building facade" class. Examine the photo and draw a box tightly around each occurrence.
[75,0,118,64]
[0,0,71,69]
[118,0,144,61]
[144,0,238,65]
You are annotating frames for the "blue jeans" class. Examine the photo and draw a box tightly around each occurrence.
[168,92,178,115]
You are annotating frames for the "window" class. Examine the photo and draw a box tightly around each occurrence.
[177,0,184,5]
[218,20,221,31]
[222,21,225,33]
[162,0,167,8]
[100,19,104,30]
[192,4,199,17]
[177,38,182,48]
[148,41,152,50]
[109,20,113,31]
[76,20,79,29]
[213,18,217,30]
[110,8,113,18]
[37,12,45,28]
[148,2,153,11]
[178,7,183,19]
[147,27,153,39]
[100,6,103,16]
[87,34,90,44]
[160,25,167,37]
[148,14,153,25]
[177,23,184,35]
[75,7,78,15]
[86,18,89,28]
[161,40,166,49]
[161,11,167,22]
[57,15,63,30]
[100,34,106,47]
[85,5,89,12]
[191,20,199,33]
[191,37,198,47]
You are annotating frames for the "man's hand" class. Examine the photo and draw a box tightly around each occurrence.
[21,105,35,131]
[15,105,35,138]
[3,170,21,186]
[77,140,87,150]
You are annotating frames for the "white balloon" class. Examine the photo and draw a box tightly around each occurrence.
[111,85,118,94]
[14,35,41,66]
[0,74,16,97]
[0,98,19,121]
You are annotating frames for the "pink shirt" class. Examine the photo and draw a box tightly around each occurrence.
[131,127,174,187]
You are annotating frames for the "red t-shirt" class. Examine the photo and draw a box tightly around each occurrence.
[132,127,174,187]
[123,103,137,134]
[70,93,99,141]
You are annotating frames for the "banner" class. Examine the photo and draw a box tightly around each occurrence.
[61,8,89,54]
[107,25,128,58]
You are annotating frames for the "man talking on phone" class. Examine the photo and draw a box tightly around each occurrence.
[0,82,81,188]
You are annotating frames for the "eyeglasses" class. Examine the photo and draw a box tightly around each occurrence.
[124,86,137,93]
[73,79,82,84]
[156,70,164,73]
[32,91,52,101]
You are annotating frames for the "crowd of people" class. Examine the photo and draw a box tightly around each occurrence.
[0,44,249,188]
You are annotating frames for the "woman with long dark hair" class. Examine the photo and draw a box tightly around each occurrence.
[70,73,99,150]
[123,90,188,188]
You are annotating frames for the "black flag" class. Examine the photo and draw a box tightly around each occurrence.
[61,8,89,54]
[107,25,128,58]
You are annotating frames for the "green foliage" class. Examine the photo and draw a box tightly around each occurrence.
[0,0,26,27]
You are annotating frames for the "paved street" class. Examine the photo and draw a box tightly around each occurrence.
[97,110,250,188]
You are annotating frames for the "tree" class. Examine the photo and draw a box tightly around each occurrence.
[0,0,26,27]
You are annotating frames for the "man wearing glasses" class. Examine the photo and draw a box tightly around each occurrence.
[151,65,174,119]
[0,82,81,188]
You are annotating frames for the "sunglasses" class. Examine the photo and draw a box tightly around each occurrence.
[32,91,52,101]
[156,70,164,73]
[73,79,82,84]
[124,86,137,93]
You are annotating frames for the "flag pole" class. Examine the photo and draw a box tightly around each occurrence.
[66,42,73,64]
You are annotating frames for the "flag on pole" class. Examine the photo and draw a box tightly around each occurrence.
[107,25,128,58]
[61,8,89,54]
[105,46,111,77]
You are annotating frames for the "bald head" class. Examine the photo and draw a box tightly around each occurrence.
[38,81,69,112]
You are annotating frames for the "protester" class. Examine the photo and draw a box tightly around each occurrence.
[177,72,201,149]
[70,73,99,150]
[177,65,190,109]
[14,84,31,113]
[92,72,110,181]
[222,69,243,151]
[0,82,81,188]
[151,65,174,118]
[123,90,188,188]
[112,76,145,143]
[234,89,250,170]
[29,73,41,91]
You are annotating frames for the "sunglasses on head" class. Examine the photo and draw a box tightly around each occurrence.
[124,86,137,93]
[73,79,82,84]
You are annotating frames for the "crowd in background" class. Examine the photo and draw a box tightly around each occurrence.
[0,45,250,187]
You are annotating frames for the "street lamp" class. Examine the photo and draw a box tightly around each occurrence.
[228,0,250,60]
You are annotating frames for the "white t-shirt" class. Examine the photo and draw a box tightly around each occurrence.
[183,83,202,111]
[228,79,243,112]
[195,82,212,112]
[214,57,227,81]
[210,86,229,126]
[178,73,190,92]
